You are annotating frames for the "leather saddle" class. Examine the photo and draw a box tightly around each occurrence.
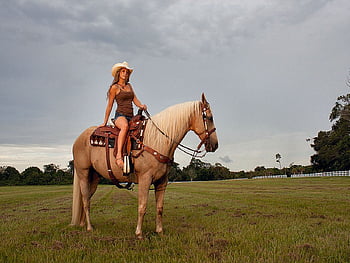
[90,113,147,158]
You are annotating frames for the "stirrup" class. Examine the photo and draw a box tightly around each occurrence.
[123,156,130,175]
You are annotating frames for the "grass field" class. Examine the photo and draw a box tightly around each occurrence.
[0,177,349,263]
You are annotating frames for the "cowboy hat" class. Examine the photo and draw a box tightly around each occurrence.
[111,61,133,77]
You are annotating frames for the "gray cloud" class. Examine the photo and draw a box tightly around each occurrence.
[219,155,233,164]
[1,0,349,171]
[1,0,335,58]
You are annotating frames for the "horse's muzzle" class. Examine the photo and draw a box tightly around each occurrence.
[205,141,218,152]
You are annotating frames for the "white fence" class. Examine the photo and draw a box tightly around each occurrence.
[253,170,350,179]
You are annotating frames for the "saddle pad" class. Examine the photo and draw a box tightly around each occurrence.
[90,134,115,147]
[90,126,119,147]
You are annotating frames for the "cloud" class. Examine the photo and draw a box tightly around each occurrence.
[0,144,72,172]
[219,155,233,164]
[0,0,349,171]
[0,0,336,58]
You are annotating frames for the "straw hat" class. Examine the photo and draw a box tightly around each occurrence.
[111,61,133,77]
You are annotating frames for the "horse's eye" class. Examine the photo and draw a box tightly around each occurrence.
[208,116,213,121]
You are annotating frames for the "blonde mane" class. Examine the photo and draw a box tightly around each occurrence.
[143,101,202,154]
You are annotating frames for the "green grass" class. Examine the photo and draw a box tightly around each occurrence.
[0,177,349,263]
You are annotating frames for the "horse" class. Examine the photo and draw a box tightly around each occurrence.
[70,93,218,239]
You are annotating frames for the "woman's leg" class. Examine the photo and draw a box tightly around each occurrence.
[114,116,129,169]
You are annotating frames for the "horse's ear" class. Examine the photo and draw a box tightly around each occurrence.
[201,93,208,105]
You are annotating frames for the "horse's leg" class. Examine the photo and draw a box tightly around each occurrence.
[78,171,99,228]
[78,169,94,231]
[89,169,100,197]
[135,174,152,239]
[154,176,168,235]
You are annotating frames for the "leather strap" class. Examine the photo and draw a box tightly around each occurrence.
[142,145,173,164]
[197,127,217,150]
[105,132,133,190]
[131,134,173,164]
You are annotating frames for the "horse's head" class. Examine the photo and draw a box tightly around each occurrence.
[191,93,218,152]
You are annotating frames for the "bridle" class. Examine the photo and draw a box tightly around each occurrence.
[143,103,216,159]
[195,105,217,156]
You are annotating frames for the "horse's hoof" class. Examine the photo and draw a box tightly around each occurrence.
[136,234,144,240]
[156,231,164,237]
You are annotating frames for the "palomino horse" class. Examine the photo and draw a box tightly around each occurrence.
[70,93,218,239]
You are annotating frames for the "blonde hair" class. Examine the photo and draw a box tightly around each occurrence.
[143,101,202,154]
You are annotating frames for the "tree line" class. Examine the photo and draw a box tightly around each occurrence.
[168,159,317,181]
[0,149,347,186]
[0,163,74,186]
[0,158,314,186]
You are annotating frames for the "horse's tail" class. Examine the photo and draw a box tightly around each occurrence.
[70,167,83,226]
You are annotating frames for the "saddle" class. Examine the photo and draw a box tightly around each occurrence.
[89,111,172,189]
[90,113,147,159]
[89,112,147,189]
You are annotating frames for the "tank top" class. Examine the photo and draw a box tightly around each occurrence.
[115,84,134,117]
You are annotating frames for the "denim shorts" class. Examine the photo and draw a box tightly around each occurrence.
[112,111,132,122]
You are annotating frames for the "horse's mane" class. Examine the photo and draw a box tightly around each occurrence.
[143,101,202,154]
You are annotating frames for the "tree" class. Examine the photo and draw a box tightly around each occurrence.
[67,160,74,175]
[209,163,231,180]
[50,169,73,185]
[22,167,44,185]
[329,70,350,122]
[44,163,59,175]
[275,153,282,169]
[329,94,350,122]
[43,163,60,184]
[181,159,231,181]
[311,75,350,171]
[0,166,21,185]
[231,170,246,179]
[167,162,184,181]
[182,158,206,181]
[182,166,197,181]
[311,118,350,171]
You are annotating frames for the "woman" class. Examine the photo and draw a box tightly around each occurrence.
[101,61,147,169]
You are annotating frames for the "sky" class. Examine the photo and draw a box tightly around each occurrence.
[1,0,350,172]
